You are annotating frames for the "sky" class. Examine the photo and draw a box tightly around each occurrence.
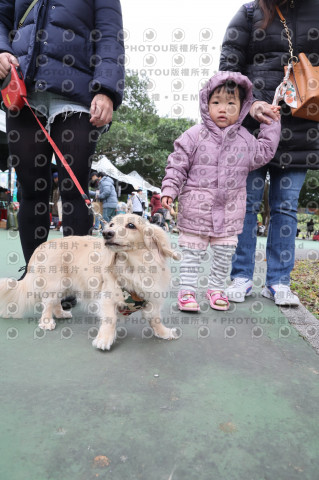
[120,0,246,122]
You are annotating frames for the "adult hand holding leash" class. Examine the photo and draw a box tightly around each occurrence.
[90,93,113,127]
[0,52,19,79]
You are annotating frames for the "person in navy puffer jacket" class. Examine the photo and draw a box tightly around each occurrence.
[161,71,281,313]
[0,0,124,278]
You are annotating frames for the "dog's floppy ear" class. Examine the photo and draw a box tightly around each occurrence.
[143,223,178,260]
[101,244,117,269]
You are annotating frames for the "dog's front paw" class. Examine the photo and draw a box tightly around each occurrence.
[152,322,179,340]
[169,328,179,339]
[38,318,56,330]
[92,330,116,351]
[160,327,179,340]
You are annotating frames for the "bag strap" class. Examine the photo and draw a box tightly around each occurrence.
[274,6,302,103]
[136,195,144,208]
[275,4,285,22]
[275,5,295,61]
[19,0,39,29]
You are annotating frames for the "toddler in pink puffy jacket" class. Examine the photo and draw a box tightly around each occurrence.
[161,71,280,312]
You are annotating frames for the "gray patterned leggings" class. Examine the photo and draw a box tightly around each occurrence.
[179,245,236,292]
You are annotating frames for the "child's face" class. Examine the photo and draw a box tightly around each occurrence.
[208,87,241,128]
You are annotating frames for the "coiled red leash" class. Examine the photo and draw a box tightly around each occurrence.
[0,64,104,221]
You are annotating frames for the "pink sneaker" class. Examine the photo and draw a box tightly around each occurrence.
[206,289,229,311]
[178,290,200,312]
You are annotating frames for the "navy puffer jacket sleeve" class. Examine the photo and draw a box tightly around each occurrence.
[0,0,125,109]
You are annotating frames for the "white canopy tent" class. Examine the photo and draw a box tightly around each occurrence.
[91,156,139,188]
[127,170,160,193]
[91,156,160,193]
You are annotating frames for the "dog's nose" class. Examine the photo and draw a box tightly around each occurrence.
[103,230,115,240]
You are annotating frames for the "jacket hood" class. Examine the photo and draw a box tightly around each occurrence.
[199,71,253,131]
[100,176,114,185]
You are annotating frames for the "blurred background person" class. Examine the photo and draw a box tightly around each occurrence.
[131,188,145,216]
[96,172,118,223]
[50,172,60,230]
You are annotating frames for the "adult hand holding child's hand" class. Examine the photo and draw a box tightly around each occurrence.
[250,100,280,124]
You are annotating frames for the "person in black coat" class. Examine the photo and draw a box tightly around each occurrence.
[306,218,314,238]
[0,0,124,275]
[220,0,319,306]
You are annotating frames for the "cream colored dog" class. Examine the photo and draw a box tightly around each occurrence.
[0,214,178,350]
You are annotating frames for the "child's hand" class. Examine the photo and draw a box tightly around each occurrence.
[161,196,172,209]
[269,105,281,121]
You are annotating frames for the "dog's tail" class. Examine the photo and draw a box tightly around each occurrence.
[0,276,33,318]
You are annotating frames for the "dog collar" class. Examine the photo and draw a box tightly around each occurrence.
[117,289,147,316]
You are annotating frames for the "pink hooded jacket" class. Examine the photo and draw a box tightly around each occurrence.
[161,71,281,237]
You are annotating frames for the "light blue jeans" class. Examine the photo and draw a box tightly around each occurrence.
[231,165,307,286]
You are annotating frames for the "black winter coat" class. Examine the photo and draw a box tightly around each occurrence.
[0,0,125,109]
[219,0,319,170]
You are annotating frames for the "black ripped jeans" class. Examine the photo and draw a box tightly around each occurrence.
[6,107,100,265]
